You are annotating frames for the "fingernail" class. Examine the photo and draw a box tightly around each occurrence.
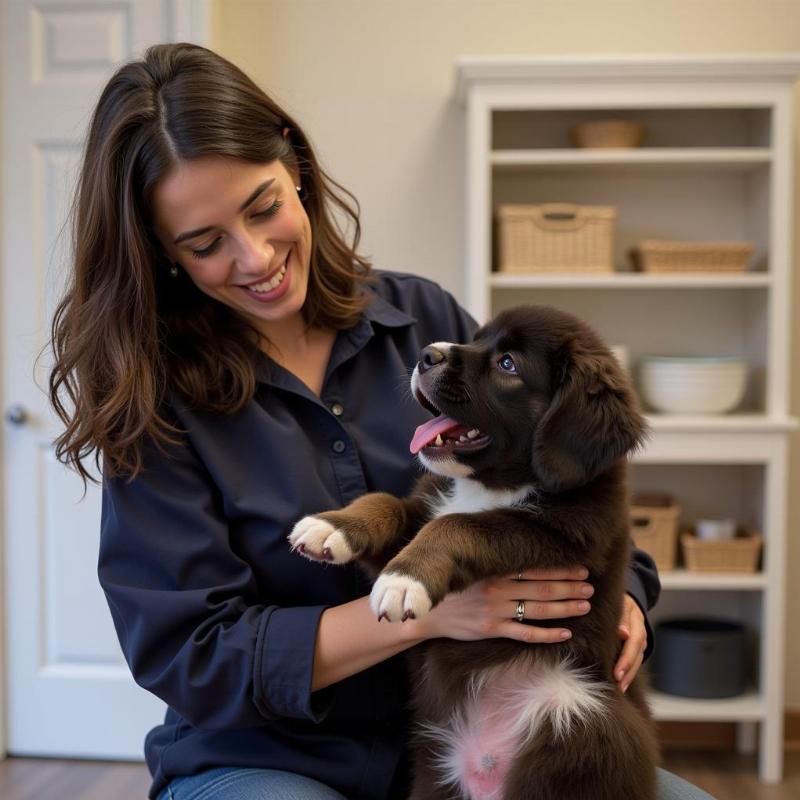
[577,601,590,611]
[616,669,625,681]
[578,568,589,579]
[580,585,594,597]
[560,630,572,640]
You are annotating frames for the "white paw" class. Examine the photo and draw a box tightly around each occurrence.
[288,516,354,564]
[370,572,433,622]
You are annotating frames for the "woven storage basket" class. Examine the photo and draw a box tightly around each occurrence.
[630,240,754,273]
[681,531,762,573]
[496,204,616,273]
[570,120,646,149]
[629,494,681,572]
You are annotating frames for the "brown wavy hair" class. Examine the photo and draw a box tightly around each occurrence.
[48,42,373,487]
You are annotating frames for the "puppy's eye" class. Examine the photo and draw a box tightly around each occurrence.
[498,354,517,374]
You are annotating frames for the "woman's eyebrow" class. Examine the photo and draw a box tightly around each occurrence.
[172,178,276,245]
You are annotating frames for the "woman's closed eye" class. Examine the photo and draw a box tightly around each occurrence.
[190,200,284,260]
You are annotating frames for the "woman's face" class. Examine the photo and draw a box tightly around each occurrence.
[152,156,312,334]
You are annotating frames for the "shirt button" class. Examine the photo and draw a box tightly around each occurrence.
[331,402,344,417]
[332,439,346,454]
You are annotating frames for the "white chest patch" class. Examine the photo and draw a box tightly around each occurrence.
[429,478,535,519]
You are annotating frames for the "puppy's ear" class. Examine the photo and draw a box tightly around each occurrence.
[532,347,647,492]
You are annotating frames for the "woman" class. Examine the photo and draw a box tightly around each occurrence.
[49,42,711,800]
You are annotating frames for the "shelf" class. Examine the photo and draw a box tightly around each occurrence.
[490,273,771,289]
[645,415,797,433]
[648,689,763,722]
[491,147,772,174]
[659,570,767,591]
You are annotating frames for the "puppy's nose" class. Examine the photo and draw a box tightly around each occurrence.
[418,345,446,373]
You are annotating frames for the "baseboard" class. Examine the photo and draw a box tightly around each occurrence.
[659,708,800,751]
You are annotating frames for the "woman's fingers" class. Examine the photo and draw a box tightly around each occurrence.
[495,577,594,602]
[616,631,645,693]
[510,598,591,620]
[512,566,589,581]
[498,621,573,644]
[614,595,648,692]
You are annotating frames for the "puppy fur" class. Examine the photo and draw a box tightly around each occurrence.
[289,304,660,800]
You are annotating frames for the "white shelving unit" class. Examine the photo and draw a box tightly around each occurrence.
[455,54,800,783]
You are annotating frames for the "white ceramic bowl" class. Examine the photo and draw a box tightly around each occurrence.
[695,518,737,541]
[639,356,747,414]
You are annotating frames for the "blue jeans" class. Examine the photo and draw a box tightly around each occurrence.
[157,765,718,799]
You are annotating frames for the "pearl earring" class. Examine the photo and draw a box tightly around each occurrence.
[170,262,180,278]
[296,185,302,192]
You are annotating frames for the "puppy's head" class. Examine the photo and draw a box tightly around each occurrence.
[410,305,647,492]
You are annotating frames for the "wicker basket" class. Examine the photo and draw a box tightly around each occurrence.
[630,240,754,273]
[570,120,646,149]
[681,530,762,573]
[495,204,616,273]
[629,494,681,572]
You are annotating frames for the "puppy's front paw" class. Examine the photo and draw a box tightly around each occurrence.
[288,516,355,564]
[370,572,433,622]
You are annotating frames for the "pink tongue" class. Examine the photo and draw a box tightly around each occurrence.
[410,415,462,455]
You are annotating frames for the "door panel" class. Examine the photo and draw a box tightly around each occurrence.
[2,0,208,759]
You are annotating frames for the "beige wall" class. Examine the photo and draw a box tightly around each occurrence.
[211,0,800,706]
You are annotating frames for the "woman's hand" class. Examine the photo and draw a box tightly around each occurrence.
[412,566,593,644]
[614,594,648,693]
[409,570,648,693]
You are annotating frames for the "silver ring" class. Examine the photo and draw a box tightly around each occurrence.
[515,599,525,623]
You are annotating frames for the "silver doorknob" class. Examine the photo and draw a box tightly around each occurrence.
[5,404,29,426]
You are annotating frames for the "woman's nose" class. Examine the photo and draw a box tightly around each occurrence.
[235,232,274,273]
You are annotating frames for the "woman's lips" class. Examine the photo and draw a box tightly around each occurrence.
[239,250,292,303]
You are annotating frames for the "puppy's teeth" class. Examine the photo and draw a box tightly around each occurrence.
[435,434,444,446]
[459,435,468,442]
[467,429,479,439]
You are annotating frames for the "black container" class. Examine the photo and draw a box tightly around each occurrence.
[651,617,747,699]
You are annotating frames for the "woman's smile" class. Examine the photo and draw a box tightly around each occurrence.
[238,248,293,302]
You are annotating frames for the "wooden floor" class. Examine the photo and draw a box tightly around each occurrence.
[0,751,798,799]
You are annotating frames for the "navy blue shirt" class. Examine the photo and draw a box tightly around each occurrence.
[98,270,660,800]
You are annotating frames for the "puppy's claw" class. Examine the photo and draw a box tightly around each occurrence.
[287,516,355,564]
[370,572,433,623]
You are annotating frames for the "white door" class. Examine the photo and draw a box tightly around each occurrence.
[1,0,208,759]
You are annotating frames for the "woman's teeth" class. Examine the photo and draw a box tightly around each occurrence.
[247,263,287,293]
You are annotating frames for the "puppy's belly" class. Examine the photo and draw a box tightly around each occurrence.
[422,658,610,800]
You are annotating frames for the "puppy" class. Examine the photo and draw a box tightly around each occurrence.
[289,304,659,800]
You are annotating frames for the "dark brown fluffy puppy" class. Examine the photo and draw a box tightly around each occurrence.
[290,304,659,800]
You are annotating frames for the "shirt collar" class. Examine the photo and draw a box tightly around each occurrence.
[361,287,417,328]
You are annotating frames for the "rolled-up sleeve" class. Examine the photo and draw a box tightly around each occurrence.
[254,605,333,722]
[99,425,332,731]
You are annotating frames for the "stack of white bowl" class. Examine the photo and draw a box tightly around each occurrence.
[638,356,747,414]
